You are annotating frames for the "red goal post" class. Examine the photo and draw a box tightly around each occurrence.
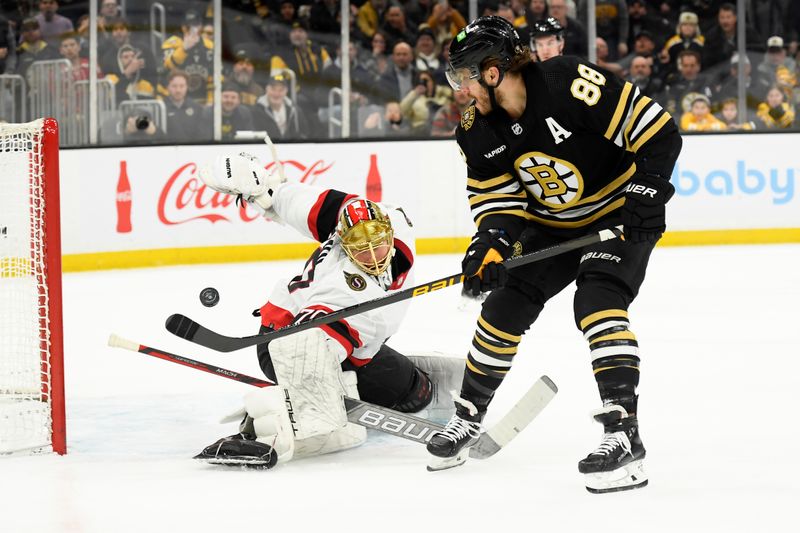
[0,118,66,455]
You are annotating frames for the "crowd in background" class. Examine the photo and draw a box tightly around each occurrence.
[1,0,800,144]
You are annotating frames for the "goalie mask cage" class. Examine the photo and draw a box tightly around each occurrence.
[0,118,66,455]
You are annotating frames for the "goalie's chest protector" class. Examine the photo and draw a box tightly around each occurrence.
[458,59,636,230]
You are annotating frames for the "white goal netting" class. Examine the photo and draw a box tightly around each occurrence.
[0,118,64,454]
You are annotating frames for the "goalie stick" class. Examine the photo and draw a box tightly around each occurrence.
[165,227,623,353]
[107,335,556,458]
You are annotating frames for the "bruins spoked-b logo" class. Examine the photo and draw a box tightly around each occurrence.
[515,151,584,209]
[461,105,475,131]
[344,271,367,291]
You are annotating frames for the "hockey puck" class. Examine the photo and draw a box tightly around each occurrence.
[199,287,220,307]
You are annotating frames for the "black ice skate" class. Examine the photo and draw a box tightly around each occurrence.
[194,433,278,469]
[578,405,647,493]
[426,395,484,472]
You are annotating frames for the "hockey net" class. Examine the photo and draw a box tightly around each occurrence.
[0,118,66,455]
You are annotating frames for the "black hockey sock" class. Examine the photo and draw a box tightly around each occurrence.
[580,309,640,415]
[460,314,522,413]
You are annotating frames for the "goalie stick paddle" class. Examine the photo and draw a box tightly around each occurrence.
[107,334,443,445]
[165,226,623,353]
[107,335,556,458]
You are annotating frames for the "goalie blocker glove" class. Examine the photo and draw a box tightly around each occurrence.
[621,173,675,243]
[462,229,513,296]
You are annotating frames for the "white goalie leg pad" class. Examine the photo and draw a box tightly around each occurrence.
[244,386,297,462]
[408,354,465,420]
[269,328,349,440]
[294,370,367,458]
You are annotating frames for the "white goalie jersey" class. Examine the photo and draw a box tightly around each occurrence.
[258,182,416,367]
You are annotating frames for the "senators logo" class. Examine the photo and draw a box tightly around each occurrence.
[344,271,367,291]
[461,105,475,131]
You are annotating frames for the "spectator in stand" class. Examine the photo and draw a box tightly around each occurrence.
[34,0,74,45]
[377,41,418,104]
[626,0,671,53]
[363,30,391,80]
[15,18,58,81]
[713,52,770,113]
[627,55,663,97]
[717,97,755,130]
[577,0,629,59]
[660,11,704,74]
[227,45,265,107]
[163,10,214,105]
[270,19,332,127]
[269,0,300,48]
[97,0,121,41]
[430,84,472,136]
[547,0,588,57]
[757,35,797,105]
[662,49,713,115]
[530,17,563,62]
[414,26,441,74]
[101,18,157,84]
[357,0,389,44]
[679,93,726,131]
[106,43,156,103]
[427,1,467,49]
[360,100,411,137]
[57,32,101,81]
[218,83,255,140]
[595,37,624,76]
[756,85,795,128]
[252,73,312,140]
[163,70,208,142]
[399,69,451,135]
[526,0,549,27]
[703,2,763,72]
[382,5,417,51]
[618,30,664,76]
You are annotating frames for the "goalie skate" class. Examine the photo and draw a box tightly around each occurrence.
[578,405,648,494]
[194,433,278,470]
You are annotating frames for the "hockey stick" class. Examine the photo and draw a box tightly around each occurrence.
[165,226,623,353]
[107,335,557,458]
[107,334,444,445]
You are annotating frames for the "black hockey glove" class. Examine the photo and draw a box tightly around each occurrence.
[461,229,513,296]
[621,173,675,243]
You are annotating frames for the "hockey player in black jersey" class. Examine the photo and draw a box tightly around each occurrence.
[425,16,682,493]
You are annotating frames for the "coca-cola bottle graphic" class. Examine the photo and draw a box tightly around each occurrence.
[116,160,132,233]
[365,153,382,202]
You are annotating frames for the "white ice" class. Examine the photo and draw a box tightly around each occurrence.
[2,244,799,532]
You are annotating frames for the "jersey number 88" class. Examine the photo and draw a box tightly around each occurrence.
[570,64,606,106]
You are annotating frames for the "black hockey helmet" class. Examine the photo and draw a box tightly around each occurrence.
[446,15,523,91]
[531,17,564,39]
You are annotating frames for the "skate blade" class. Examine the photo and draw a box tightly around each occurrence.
[426,448,469,472]
[584,458,648,494]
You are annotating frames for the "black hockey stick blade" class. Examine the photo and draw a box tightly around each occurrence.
[165,226,622,353]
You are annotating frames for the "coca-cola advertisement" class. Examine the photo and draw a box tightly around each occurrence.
[58,141,471,264]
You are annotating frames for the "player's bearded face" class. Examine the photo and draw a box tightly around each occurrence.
[342,224,394,275]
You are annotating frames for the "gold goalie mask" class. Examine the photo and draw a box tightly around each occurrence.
[336,199,395,276]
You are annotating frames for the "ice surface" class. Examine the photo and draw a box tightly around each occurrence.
[2,245,799,532]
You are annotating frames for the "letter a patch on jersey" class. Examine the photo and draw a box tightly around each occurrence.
[545,117,572,145]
